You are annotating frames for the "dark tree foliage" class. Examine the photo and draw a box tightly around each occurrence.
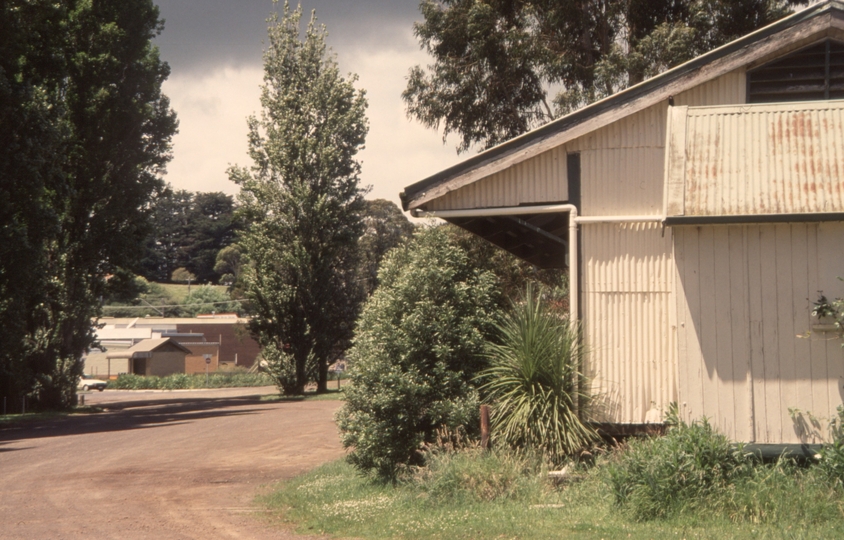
[140,189,238,284]
[140,189,193,283]
[0,1,66,410]
[187,192,239,283]
[0,0,177,410]
[405,0,805,152]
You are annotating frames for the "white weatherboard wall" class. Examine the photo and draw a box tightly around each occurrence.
[428,145,569,210]
[574,71,746,218]
[674,222,844,443]
[421,70,750,424]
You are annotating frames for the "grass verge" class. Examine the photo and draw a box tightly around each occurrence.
[0,406,103,425]
[263,450,844,540]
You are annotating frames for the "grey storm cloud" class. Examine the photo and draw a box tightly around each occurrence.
[154,0,423,73]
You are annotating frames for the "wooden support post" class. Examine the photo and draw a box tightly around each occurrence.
[480,404,490,450]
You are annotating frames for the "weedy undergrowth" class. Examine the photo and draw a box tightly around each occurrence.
[605,415,752,520]
[404,428,549,504]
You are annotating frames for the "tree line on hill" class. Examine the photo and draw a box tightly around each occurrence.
[132,189,416,292]
[103,193,417,319]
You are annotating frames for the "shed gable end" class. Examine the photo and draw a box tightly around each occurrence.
[749,39,844,102]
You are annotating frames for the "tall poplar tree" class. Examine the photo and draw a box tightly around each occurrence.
[0,0,177,410]
[229,2,368,394]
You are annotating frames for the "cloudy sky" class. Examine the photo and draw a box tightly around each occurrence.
[153,0,462,210]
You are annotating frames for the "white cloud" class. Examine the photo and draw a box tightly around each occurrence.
[343,32,461,207]
[162,66,263,195]
[161,28,462,212]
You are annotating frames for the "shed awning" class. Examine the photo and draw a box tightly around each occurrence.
[446,211,570,269]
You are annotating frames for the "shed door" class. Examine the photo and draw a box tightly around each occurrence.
[132,358,146,376]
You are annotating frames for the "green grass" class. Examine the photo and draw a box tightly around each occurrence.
[0,406,103,424]
[0,411,68,424]
[262,451,844,540]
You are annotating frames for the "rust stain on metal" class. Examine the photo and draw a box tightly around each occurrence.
[668,101,844,217]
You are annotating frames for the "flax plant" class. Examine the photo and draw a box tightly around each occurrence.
[478,285,597,463]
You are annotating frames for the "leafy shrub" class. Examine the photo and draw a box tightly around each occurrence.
[260,342,309,395]
[818,405,844,488]
[336,226,500,480]
[180,285,240,317]
[605,416,751,520]
[478,285,597,463]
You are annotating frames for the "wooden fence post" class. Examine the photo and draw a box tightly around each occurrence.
[480,404,490,450]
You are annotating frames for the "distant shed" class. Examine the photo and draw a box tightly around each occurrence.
[96,316,261,368]
[106,338,190,377]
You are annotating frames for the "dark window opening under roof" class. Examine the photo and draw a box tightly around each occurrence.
[748,39,844,103]
[446,212,569,270]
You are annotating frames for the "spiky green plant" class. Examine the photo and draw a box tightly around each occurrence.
[478,285,597,463]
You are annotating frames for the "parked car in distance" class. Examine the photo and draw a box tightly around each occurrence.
[78,374,107,392]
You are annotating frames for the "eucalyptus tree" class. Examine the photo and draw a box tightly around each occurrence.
[230,2,368,394]
[404,0,804,153]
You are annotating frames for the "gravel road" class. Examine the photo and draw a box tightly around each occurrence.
[0,388,344,539]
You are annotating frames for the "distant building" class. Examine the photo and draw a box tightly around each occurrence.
[84,316,260,377]
[105,338,190,377]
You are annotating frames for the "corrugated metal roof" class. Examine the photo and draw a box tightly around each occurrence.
[665,100,844,217]
[106,338,190,358]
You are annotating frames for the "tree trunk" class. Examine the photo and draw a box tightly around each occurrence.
[316,357,328,393]
[295,352,308,395]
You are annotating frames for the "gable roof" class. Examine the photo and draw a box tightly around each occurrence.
[401,0,844,211]
[106,337,191,359]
